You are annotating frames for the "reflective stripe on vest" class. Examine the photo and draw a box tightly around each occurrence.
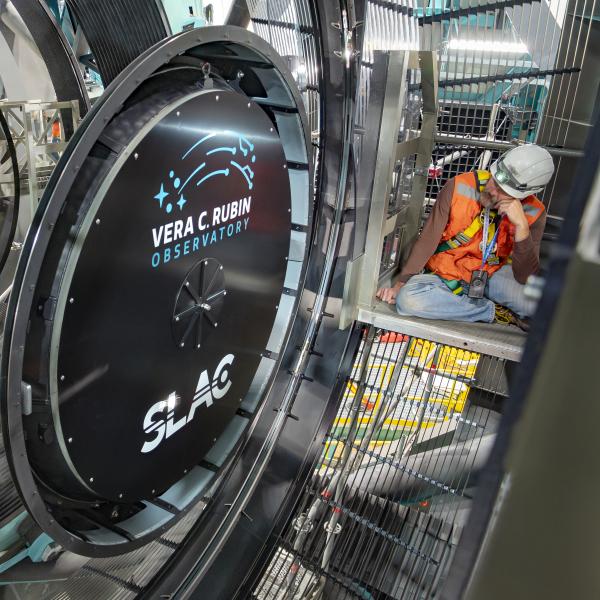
[455,182,479,202]
[435,209,498,254]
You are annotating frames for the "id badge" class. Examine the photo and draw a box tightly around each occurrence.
[468,269,488,299]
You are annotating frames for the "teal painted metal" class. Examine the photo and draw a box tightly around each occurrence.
[45,0,60,19]
[26,533,55,563]
[0,512,28,552]
[59,4,76,46]
[161,0,206,32]
[0,513,56,577]
[430,4,546,133]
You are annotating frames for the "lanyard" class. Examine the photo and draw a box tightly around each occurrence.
[481,208,500,269]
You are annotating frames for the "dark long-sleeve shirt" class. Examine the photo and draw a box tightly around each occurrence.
[397,179,546,285]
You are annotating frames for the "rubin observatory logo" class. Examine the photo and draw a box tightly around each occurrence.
[149,131,256,268]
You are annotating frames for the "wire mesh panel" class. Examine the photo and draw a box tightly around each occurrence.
[417,0,595,219]
[426,103,511,203]
[391,153,419,217]
[254,324,507,599]
[381,226,405,277]
[535,0,599,213]
[248,0,321,162]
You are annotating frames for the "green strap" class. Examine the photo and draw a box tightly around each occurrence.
[435,209,498,255]
[441,278,464,296]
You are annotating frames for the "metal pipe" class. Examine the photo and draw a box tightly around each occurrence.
[418,0,537,24]
[433,134,584,158]
[0,285,11,304]
[439,67,582,89]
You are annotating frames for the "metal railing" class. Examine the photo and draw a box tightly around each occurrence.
[0,100,81,220]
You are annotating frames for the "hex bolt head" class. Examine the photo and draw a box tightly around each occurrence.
[89,477,94,483]
[68,437,73,443]
[134,153,139,160]
[180,342,185,347]
[60,375,65,381]
[69,297,74,304]
[95,218,101,225]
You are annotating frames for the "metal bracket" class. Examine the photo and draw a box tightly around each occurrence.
[340,50,439,329]
[323,520,342,535]
[21,382,32,416]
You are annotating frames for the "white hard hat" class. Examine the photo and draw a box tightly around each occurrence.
[490,144,554,199]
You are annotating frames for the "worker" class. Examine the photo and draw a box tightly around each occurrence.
[50,118,62,162]
[376,144,555,330]
[51,118,61,142]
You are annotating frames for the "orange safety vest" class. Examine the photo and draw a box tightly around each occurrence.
[426,170,545,283]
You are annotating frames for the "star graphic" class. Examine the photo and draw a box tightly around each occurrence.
[154,184,169,208]
[177,195,187,211]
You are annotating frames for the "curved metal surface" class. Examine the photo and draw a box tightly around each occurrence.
[0,26,312,559]
[1,1,575,597]
[0,110,21,531]
[0,109,19,273]
[137,1,368,598]
[440,80,600,600]
[65,0,171,85]
[9,0,89,115]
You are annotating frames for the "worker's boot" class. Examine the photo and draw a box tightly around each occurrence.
[494,305,530,332]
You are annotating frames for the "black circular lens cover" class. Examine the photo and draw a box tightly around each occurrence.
[2,27,311,557]
[48,88,290,502]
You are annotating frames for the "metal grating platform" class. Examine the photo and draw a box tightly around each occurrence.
[358,302,526,362]
[253,324,508,600]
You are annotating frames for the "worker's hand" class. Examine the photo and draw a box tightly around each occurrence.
[496,199,528,229]
[376,282,404,304]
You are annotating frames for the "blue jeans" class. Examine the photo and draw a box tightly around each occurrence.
[395,265,536,323]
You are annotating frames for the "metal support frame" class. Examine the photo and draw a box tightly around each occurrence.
[339,52,527,362]
[434,133,584,159]
[405,51,438,263]
[340,50,438,328]
[9,0,89,118]
[0,100,81,220]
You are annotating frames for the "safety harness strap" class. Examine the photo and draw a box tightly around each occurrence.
[474,169,491,192]
[435,213,484,254]
[441,278,465,295]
